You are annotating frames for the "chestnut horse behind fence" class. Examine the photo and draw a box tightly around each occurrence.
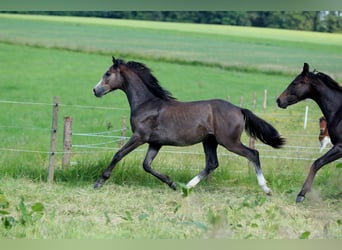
[319,116,332,153]
[92,57,285,195]
[277,63,341,202]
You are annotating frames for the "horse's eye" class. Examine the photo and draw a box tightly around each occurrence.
[105,72,111,77]
[293,80,303,86]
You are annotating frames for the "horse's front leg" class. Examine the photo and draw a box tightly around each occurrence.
[94,135,144,189]
[143,144,177,190]
[296,144,342,203]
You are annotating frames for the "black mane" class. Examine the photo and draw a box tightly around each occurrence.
[315,72,342,92]
[126,61,176,100]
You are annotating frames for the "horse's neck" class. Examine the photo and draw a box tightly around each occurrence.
[123,73,155,111]
[312,84,342,122]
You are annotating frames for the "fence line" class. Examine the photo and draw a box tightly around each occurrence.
[0,147,52,154]
[0,100,53,106]
[59,104,129,111]
[0,99,129,110]
[73,138,123,147]
[0,99,323,119]
[0,96,332,166]
[73,131,127,139]
[74,128,125,135]
[0,125,50,131]
[0,98,323,112]
[1,141,340,163]
[73,133,124,139]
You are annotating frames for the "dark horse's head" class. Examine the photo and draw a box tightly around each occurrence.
[93,56,126,97]
[276,63,314,109]
[93,56,175,100]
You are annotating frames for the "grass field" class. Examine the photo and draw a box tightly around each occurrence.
[1,13,342,77]
[0,14,341,239]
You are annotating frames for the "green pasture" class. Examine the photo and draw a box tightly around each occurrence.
[0,14,341,239]
[1,13,342,78]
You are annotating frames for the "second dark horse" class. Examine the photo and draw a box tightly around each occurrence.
[277,63,342,202]
[92,57,285,194]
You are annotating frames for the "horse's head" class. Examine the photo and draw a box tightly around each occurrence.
[319,116,328,135]
[93,56,125,97]
[276,63,314,109]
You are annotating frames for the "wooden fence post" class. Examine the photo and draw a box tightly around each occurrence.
[252,92,256,111]
[263,89,268,112]
[48,96,59,183]
[249,92,256,150]
[239,96,244,107]
[304,105,309,129]
[62,116,72,167]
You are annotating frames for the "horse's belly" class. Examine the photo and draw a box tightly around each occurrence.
[149,124,210,146]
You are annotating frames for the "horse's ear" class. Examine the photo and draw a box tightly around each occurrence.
[302,63,309,75]
[112,56,120,68]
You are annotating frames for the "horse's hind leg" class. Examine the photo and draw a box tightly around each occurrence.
[224,142,272,195]
[143,144,177,190]
[186,135,219,189]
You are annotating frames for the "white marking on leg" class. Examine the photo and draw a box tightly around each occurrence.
[320,136,331,153]
[257,172,271,195]
[186,175,202,189]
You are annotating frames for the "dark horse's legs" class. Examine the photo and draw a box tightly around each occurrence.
[224,142,271,195]
[186,135,271,195]
[143,144,177,190]
[297,143,342,203]
[94,135,144,189]
[186,135,219,188]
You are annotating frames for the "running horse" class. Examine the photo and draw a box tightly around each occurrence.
[318,116,332,153]
[277,63,342,202]
[92,57,285,195]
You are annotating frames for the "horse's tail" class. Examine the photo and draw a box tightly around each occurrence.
[241,108,285,149]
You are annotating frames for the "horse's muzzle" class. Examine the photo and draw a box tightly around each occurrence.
[93,88,102,98]
[276,98,287,109]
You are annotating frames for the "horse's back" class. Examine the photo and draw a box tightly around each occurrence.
[148,99,243,146]
[184,99,244,127]
[203,99,245,144]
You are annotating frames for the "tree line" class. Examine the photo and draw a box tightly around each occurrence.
[4,11,342,33]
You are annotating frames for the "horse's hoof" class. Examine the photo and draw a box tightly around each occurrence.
[93,179,104,189]
[169,182,177,190]
[296,195,305,203]
[266,190,272,196]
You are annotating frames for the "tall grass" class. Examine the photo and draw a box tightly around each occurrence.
[1,175,341,239]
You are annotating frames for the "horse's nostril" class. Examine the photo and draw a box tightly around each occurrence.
[93,88,102,97]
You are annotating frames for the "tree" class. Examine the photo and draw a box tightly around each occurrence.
[3,11,341,33]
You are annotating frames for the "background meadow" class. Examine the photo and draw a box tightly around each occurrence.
[0,13,341,239]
